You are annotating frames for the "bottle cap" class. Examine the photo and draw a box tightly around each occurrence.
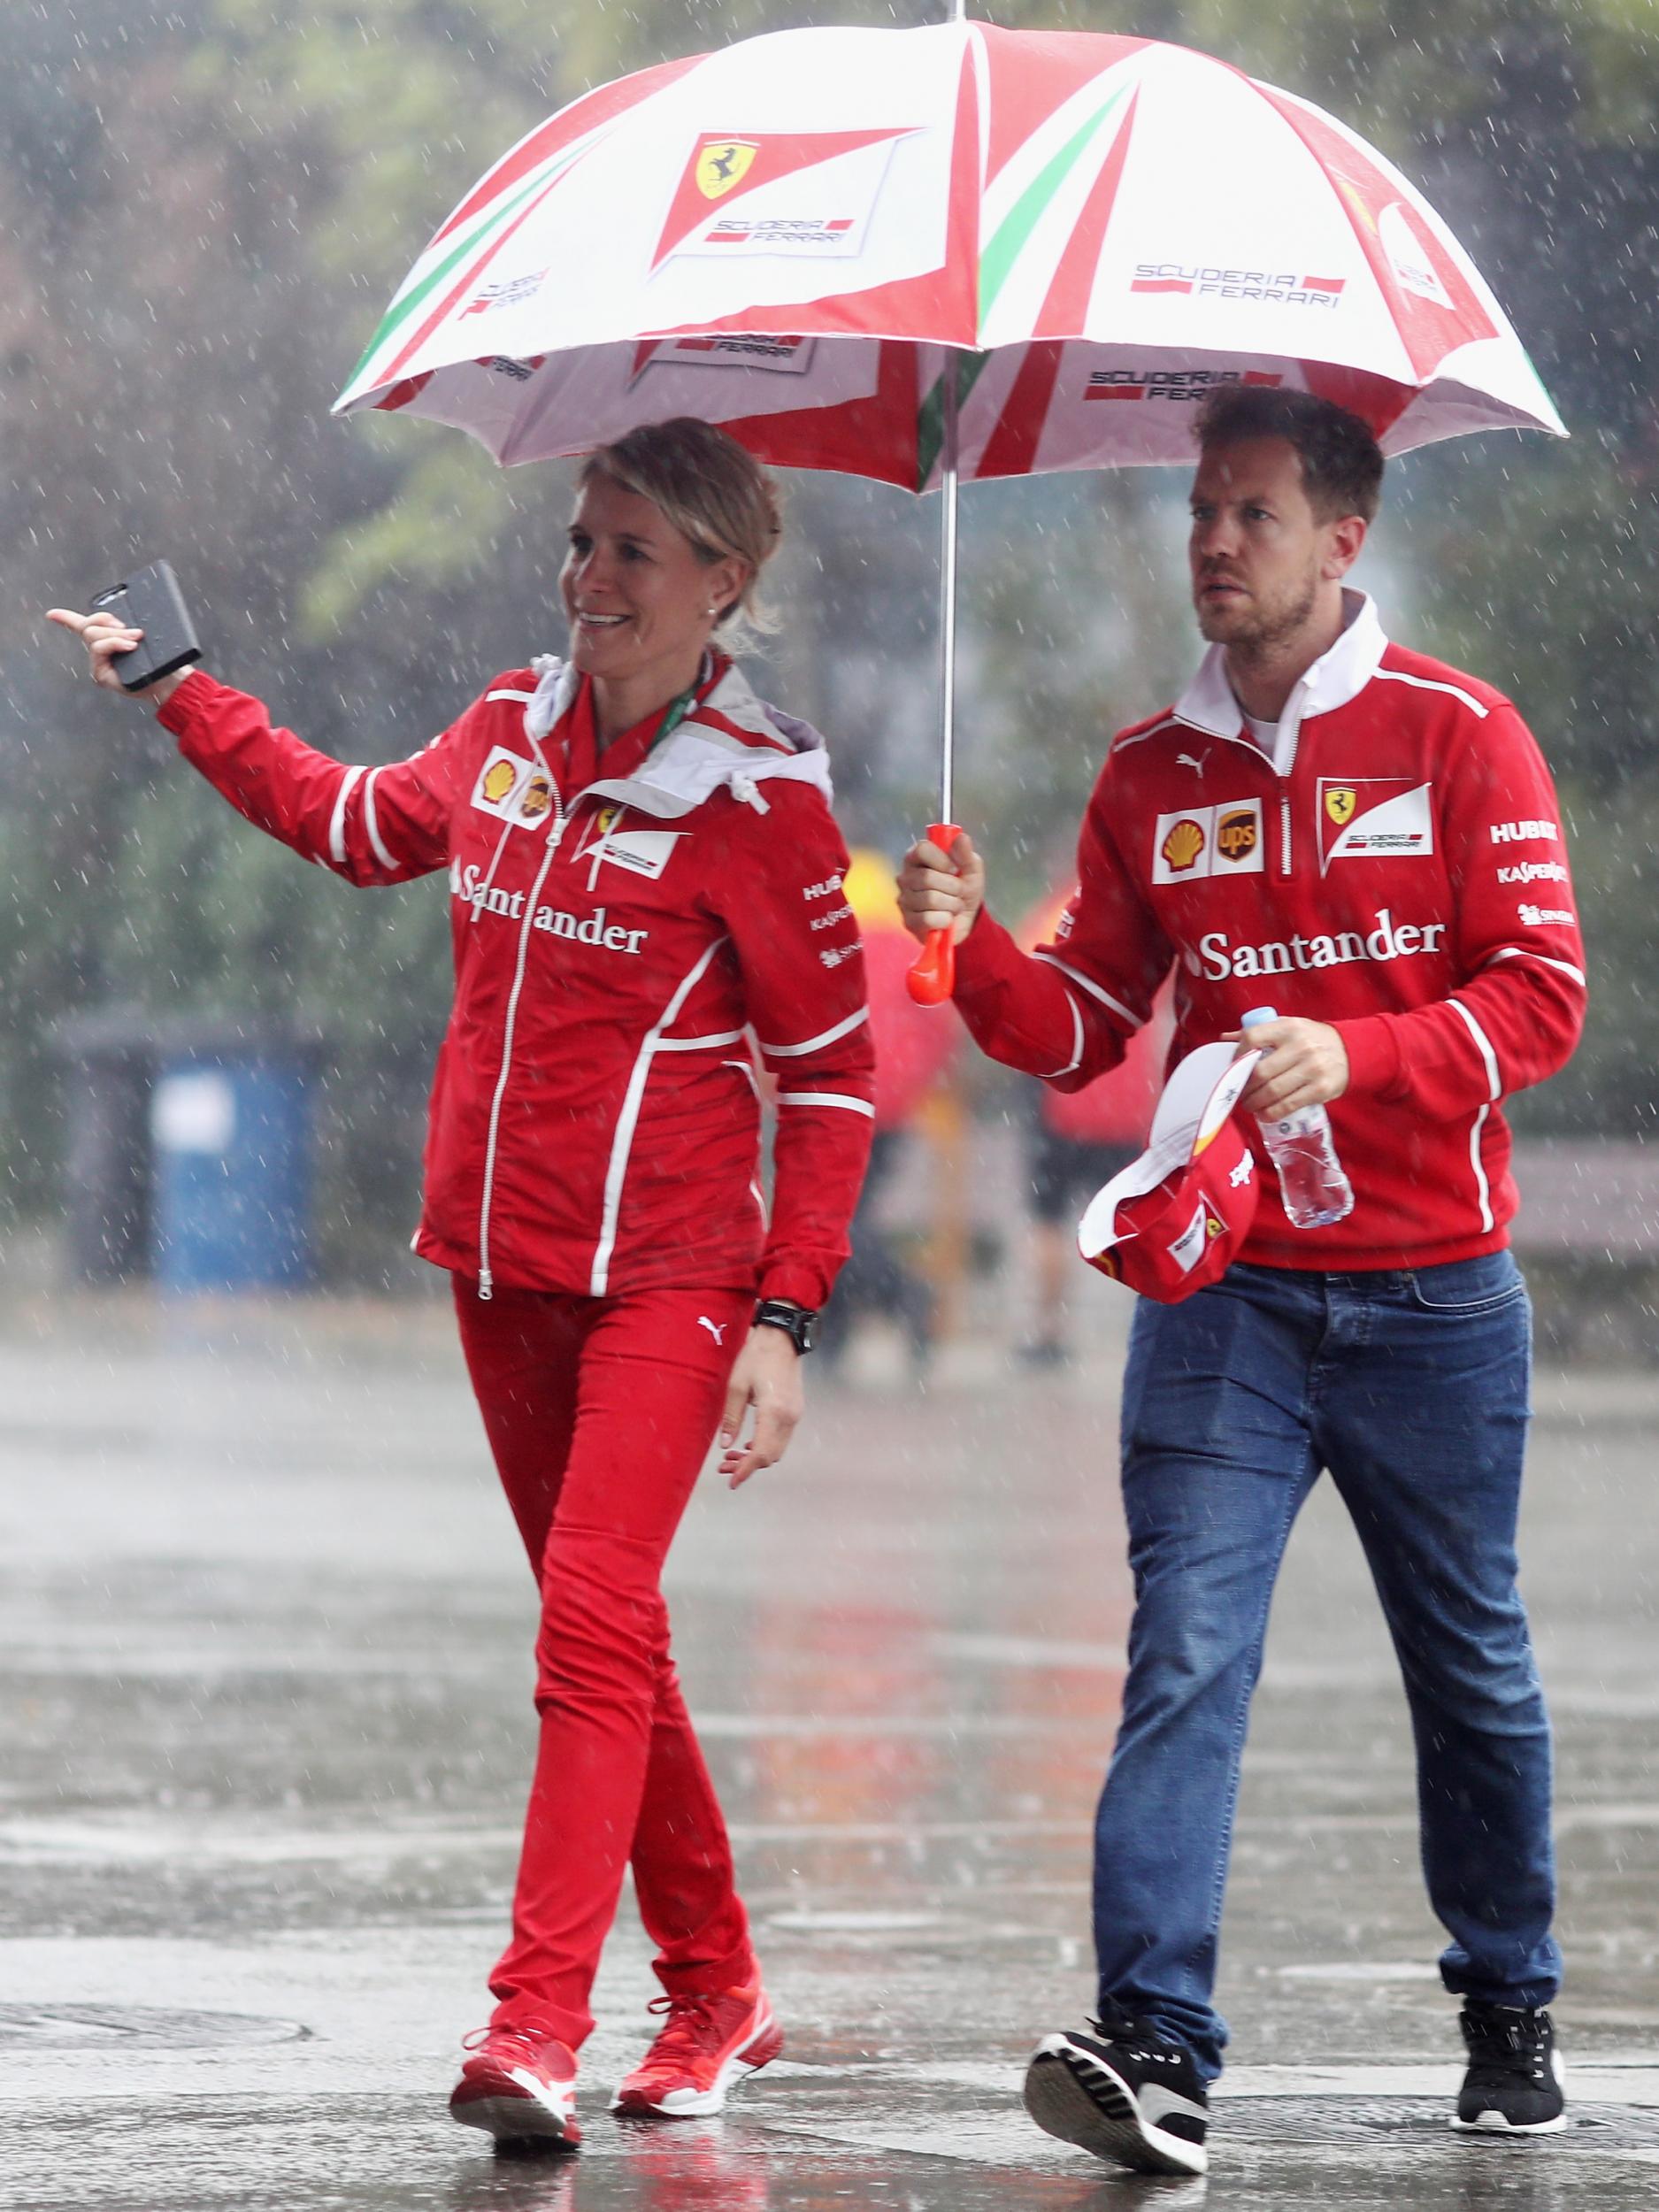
[1240,1006,1279,1027]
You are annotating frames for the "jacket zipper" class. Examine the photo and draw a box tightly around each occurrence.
[470,674,718,1300]
[1276,695,1308,882]
[475,802,569,1299]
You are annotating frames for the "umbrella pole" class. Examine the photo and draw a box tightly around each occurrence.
[907,349,965,1007]
[940,0,966,831]
[906,0,969,1006]
[938,351,959,826]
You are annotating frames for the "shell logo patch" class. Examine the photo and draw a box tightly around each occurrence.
[471,747,563,830]
[1152,799,1265,885]
[1161,818,1207,873]
[472,746,530,821]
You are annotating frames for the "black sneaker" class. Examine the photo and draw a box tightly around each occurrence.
[1451,2002,1567,2135]
[1024,2009,1209,2176]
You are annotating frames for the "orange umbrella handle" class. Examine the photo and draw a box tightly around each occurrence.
[906,822,964,1007]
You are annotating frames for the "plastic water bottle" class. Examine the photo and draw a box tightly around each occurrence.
[1240,1006,1355,1229]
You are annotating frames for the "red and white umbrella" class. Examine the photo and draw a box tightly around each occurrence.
[334,19,1563,995]
[335,20,1562,480]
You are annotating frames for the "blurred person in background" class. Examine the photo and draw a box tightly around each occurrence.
[49,418,873,2149]
[815,848,959,1378]
[899,387,1584,2176]
[1014,876,1171,1368]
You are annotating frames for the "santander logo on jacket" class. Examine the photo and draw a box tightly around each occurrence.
[950,594,1587,1271]
[158,652,875,1307]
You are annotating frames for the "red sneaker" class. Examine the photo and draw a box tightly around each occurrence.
[611,1983,784,2118]
[449,2024,580,2146]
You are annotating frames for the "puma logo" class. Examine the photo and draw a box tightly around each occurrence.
[697,1317,726,1345]
[1176,749,1210,775]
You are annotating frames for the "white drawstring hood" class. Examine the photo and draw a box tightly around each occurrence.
[523,656,833,818]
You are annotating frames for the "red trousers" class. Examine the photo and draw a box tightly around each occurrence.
[453,1278,758,2049]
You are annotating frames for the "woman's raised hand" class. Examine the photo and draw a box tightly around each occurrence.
[45,606,194,708]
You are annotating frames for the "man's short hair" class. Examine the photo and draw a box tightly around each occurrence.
[1194,387,1384,524]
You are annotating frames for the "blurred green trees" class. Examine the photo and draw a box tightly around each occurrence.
[4,0,1655,1279]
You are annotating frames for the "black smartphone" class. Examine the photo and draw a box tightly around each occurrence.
[89,560,202,693]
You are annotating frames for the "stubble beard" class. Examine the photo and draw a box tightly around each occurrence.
[1196,567,1321,665]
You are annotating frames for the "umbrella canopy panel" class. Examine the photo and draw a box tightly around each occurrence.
[335,19,1563,490]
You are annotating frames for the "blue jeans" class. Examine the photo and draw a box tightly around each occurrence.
[1096,1253,1559,2080]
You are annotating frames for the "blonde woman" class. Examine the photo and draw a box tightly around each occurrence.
[50,419,874,2146]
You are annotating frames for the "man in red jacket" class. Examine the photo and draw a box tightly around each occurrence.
[900,387,1584,2176]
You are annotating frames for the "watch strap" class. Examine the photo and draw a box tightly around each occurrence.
[754,1298,817,1355]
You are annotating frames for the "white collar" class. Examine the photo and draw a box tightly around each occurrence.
[1174,590,1387,772]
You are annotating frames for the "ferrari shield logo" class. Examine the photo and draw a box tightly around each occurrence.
[1325,787,1357,826]
[696,142,757,200]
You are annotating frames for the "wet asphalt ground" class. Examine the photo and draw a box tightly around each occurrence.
[1,1271,1656,2210]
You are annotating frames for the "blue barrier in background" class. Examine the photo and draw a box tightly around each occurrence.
[150,1043,318,1293]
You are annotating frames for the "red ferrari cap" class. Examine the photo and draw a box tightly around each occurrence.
[1078,1041,1262,1303]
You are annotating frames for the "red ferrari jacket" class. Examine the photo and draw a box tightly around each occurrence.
[953,595,1586,1271]
[158,653,874,1306]
[1016,889,1171,1147]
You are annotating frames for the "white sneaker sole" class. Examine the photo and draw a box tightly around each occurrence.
[1024,2039,1208,2177]
[610,2015,780,2119]
[1451,2111,1569,2136]
[451,2066,578,2145]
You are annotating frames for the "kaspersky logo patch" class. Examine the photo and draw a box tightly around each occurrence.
[1317,779,1433,872]
[651,128,912,271]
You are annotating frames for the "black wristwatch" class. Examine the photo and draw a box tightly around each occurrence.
[754,1299,817,1356]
